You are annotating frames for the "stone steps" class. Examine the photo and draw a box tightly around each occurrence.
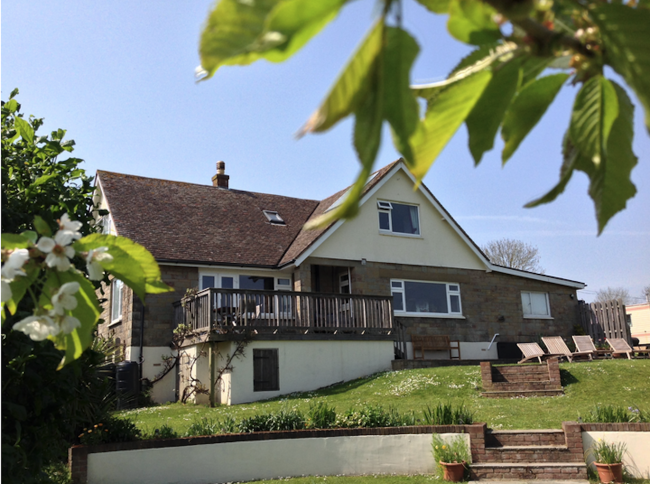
[470,462,588,480]
[472,429,586,480]
[482,389,564,398]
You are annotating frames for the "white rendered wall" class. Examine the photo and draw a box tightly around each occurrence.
[125,346,177,404]
[311,169,486,271]
[405,342,498,360]
[214,340,394,405]
[582,431,650,478]
[87,433,466,484]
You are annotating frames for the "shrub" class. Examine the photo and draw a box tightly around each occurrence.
[185,417,220,437]
[306,401,337,429]
[147,424,179,440]
[431,433,470,464]
[78,417,141,445]
[334,404,402,428]
[423,402,474,425]
[583,405,632,423]
[238,408,305,432]
[218,415,238,434]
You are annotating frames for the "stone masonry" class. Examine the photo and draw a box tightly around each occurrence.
[480,358,564,397]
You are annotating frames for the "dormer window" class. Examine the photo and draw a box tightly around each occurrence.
[263,210,285,225]
[378,201,420,235]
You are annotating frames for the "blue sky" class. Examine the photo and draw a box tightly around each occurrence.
[3,0,649,303]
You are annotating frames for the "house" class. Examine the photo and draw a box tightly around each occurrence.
[94,159,586,405]
[627,302,650,344]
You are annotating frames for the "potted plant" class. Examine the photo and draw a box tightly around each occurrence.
[432,433,470,482]
[587,438,626,484]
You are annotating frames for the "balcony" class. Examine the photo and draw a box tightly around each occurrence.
[173,288,394,337]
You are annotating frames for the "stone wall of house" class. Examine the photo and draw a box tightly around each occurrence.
[140,265,198,347]
[97,281,134,355]
[97,266,198,349]
[343,261,580,343]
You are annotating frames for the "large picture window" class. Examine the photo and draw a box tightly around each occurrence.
[521,292,551,318]
[378,201,420,235]
[391,280,462,316]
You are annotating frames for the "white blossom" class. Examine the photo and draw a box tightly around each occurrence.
[58,213,83,240]
[1,248,30,302]
[85,247,113,280]
[13,314,59,341]
[37,231,76,271]
[51,282,80,316]
[59,314,81,334]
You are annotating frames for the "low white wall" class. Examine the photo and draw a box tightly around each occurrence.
[214,340,394,405]
[87,433,464,484]
[582,431,650,478]
[125,346,177,404]
[405,341,498,360]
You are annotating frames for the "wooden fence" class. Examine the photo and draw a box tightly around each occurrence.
[578,300,631,344]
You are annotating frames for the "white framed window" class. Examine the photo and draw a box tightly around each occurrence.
[101,214,112,234]
[521,292,551,318]
[391,279,462,316]
[110,279,123,324]
[377,201,420,235]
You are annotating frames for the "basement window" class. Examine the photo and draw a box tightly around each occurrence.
[263,210,285,225]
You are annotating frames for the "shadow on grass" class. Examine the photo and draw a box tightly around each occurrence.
[560,368,579,386]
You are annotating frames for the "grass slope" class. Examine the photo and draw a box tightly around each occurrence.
[119,359,650,435]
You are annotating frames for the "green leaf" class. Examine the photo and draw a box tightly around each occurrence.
[447,0,501,45]
[382,28,420,165]
[73,234,173,302]
[415,0,451,14]
[409,70,492,180]
[45,271,101,369]
[591,3,650,133]
[33,215,52,237]
[29,174,57,189]
[199,0,346,78]
[300,20,384,134]
[4,263,39,317]
[590,81,638,233]
[526,131,579,208]
[466,58,522,165]
[569,76,618,169]
[527,81,637,234]
[14,117,34,145]
[4,99,18,113]
[1,233,31,249]
[501,73,568,163]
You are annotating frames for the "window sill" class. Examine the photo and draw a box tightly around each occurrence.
[395,313,465,319]
[523,315,554,320]
[109,318,123,327]
[379,231,422,239]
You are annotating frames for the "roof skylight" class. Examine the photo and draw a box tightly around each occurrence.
[263,210,285,225]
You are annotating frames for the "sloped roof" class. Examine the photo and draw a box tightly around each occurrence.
[97,171,320,267]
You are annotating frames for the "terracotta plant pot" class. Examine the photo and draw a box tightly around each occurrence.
[595,462,623,484]
[440,461,465,482]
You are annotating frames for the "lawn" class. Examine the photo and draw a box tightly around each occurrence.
[118,359,650,436]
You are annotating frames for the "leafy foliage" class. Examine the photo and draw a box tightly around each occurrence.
[431,433,470,464]
[199,0,650,232]
[78,417,141,445]
[587,439,626,465]
[422,402,474,425]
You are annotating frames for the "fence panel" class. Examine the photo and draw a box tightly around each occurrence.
[579,300,630,345]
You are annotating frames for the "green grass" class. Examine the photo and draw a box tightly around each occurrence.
[118,359,650,436]
[244,476,447,484]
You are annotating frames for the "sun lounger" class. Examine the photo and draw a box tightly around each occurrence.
[607,338,650,359]
[516,342,563,364]
[573,335,612,359]
[542,336,592,362]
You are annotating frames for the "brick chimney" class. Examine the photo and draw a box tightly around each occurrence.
[212,160,229,188]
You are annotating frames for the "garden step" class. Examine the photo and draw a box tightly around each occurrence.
[470,462,588,480]
[486,430,566,447]
[482,389,564,398]
[469,480,588,484]
[477,445,583,464]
